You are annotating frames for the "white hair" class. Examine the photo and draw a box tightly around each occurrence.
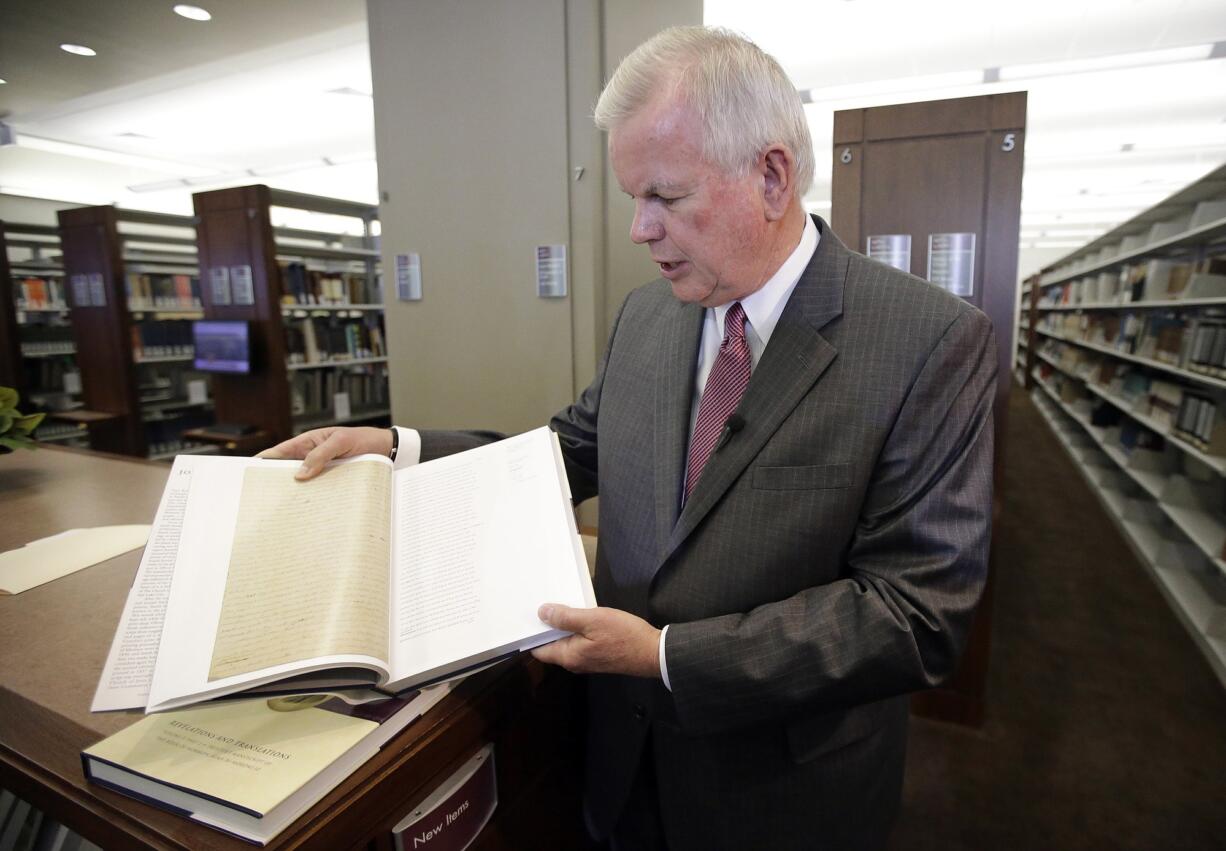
[594,26,814,197]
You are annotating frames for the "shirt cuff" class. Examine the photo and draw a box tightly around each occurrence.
[392,427,421,469]
[659,624,672,691]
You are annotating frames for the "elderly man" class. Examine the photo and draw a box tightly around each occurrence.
[266,26,995,851]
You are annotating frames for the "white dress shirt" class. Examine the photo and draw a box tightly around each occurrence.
[391,216,821,691]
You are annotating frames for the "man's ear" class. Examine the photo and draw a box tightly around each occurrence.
[760,144,796,222]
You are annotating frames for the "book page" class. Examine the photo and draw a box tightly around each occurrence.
[208,460,391,681]
[389,428,595,683]
[92,460,194,711]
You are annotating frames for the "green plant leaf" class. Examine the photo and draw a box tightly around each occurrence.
[0,413,12,434]
[0,386,18,412]
[0,435,30,450]
[13,412,45,433]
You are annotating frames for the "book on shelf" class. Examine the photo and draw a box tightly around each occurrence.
[130,318,195,360]
[92,426,595,714]
[126,273,202,311]
[83,685,451,845]
[1185,318,1226,376]
[15,276,66,310]
[284,314,386,365]
[280,262,382,306]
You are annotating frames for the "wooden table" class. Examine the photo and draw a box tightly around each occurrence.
[0,445,592,849]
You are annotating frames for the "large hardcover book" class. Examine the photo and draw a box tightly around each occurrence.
[92,427,595,714]
[83,686,450,845]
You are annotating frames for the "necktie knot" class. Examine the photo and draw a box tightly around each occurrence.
[722,302,747,345]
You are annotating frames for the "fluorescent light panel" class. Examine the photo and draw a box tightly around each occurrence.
[60,44,96,57]
[999,44,1213,81]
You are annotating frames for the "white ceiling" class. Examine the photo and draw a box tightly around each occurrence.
[2,0,1226,270]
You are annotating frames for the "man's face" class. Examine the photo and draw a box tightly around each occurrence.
[609,94,773,308]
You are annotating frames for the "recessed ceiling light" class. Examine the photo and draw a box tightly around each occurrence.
[173,4,212,21]
[0,79,6,85]
[60,44,97,57]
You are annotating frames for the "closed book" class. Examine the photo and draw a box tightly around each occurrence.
[83,686,449,845]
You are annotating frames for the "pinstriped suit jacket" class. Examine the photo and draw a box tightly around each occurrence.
[420,217,995,850]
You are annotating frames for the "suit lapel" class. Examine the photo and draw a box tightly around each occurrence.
[653,298,704,563]
[660,216,850,567]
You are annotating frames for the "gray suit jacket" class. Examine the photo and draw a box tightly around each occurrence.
[421,217,995,850]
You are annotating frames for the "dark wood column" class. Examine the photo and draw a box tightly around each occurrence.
[57,206,144,456]
[831,92,1028,727]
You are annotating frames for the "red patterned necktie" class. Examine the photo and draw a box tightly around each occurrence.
[685,301,751,499]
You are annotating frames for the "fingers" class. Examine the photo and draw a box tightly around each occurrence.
[297,431,352,480]
[538,603,599,636]
[532,605,662,679]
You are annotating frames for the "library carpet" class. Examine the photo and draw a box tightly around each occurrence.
[887,387,1226,851]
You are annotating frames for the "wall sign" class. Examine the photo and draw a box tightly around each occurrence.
[927,232,976,297]
[87,273,107,307]
[535,245,567,298]
[866,234,912,273]
[230,265,255,306]
[396,253,422,301]
[210,267,232,306]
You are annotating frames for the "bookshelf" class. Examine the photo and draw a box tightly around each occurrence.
[1021,163,1226,687]
[191,185,388,449]
[55,206,218,459]
[1,222,93,448]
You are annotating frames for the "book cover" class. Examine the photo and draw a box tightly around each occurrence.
[83,686,449,845]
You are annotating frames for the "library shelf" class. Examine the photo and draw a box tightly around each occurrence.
[1031,375,1226,578]
[286,356,389,371]
[1040,215,1226,290]
[1040,296,1226,312]
[1031,386,1226,688]
[56,205,218,457]
[192,184,388,448]
[1034,327,1226,392]
[292,407,393,434]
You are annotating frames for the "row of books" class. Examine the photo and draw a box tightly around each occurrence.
[1039,256,1226,307]
[129,319,195,360]
[126,273,202,311]
[1039,198,1226,285]
[1038,341,1226,456]
[1174,393,1224,454]
[13,276,68,310]
[280,262,383,306]
[290,365,390,419]
[284,315,387,364]
[1038,311,1226,371]
[18,323,76,356]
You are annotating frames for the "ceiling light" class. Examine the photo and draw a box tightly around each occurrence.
[999,44,1212,82]
[0,79,6,85]
[804,69,983,103]
[60,44,97,57]
[173,5,212,21]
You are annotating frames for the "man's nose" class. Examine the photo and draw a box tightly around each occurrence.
[630,201,661,244]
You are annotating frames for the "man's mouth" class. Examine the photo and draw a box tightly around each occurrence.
[657,260,686,277]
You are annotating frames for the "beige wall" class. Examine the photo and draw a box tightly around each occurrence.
[367,0,700,434]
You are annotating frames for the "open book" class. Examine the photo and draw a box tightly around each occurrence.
[93,427,595,714]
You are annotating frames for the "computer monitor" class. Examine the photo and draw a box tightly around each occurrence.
[193,320,251,374]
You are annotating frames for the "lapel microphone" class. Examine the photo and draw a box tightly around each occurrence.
[714,413,745,452]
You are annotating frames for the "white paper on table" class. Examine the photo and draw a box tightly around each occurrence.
[0,525,150,595]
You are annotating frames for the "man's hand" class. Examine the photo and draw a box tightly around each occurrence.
[531,604,662,679]
[258,426,393,480]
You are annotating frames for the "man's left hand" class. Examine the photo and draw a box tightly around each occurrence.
[532,604,662,679]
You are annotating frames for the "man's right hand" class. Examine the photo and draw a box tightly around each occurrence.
[258,426,393,480]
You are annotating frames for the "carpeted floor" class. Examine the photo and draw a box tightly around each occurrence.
[888,384,1226,851]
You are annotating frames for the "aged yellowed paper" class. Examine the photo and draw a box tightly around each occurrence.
[209,460,390,680]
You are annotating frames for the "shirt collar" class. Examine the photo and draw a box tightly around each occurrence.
[713,214,819,347]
